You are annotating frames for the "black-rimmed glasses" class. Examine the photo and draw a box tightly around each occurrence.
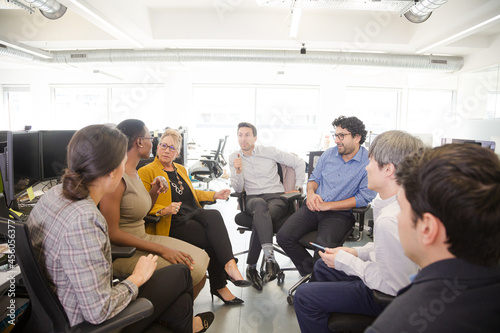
[333,133,352,141]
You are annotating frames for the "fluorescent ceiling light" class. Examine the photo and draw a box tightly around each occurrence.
[417,14,500,54]
[66,0,143,48]
[289,8,302,38]
[0,36,53,59]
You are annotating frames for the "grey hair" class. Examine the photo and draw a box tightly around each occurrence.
[369,130,424,169]
[160,128,183,151]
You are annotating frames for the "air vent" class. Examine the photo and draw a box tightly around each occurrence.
[70,53,87,58]
[430,59,448,64]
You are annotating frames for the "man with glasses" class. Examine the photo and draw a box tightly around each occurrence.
[229,122,305,290]
[277,116,376,276]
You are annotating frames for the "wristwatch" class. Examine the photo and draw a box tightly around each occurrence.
[295,186,303,193]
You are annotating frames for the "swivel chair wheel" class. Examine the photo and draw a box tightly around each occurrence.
[277,271,285,285]
[287,295,294,306]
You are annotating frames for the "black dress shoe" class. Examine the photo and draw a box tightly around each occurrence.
[246,266,263,291]
[263,259,280,283]
[195,312,215,333]
[210,289,244,305]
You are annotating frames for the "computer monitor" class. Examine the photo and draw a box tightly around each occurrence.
[40,130,76,180]
[441,138,496,151]
[1,131,41,207]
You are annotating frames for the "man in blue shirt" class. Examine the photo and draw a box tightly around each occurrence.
[277,116,376,276]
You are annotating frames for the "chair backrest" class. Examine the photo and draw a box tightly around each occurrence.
[308,151,324,178]
[0,218,72,332]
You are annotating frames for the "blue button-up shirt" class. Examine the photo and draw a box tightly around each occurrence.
[309,146,375,207]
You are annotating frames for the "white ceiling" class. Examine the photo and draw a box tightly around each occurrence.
[0,0,499,70]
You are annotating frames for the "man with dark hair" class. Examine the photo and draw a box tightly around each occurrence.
[293,131,423,333]
[277,116,376,276]
[229,122,305,290]
[366,144,500,333]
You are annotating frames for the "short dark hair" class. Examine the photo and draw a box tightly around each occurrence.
[117,119,146,151]
[238,122,257,137]
[396,144,500,267]
[62,124,128,201]
[332,116,367,145]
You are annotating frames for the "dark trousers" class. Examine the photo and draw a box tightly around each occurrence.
[276,205,354,276]
[124,264,194,333]
[169,209,234,291]
[245,193,288,265]
[294,259,385,333]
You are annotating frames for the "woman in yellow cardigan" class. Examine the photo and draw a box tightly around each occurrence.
[138,128,251,305]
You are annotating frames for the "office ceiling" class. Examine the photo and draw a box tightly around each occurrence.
[0,0,499,71]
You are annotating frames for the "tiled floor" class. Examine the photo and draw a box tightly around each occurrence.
[193,179,371,333]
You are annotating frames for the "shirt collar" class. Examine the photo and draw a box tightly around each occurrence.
[240,145,257,157]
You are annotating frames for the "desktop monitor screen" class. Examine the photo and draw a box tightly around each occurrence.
[40,130,76,180]
[441,138,496,152]
[2,131,41,206]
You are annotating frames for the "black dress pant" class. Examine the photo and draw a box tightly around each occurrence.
[169,209,234,291]
[124,264,193,333]
[245,193,288,265]
[276,205,354,276]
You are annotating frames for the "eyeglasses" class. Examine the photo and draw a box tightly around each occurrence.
[333,133,352,141]
[139,137,154,142]
[158,143,177,152]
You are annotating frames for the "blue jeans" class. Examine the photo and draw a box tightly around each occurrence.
[294,259,385,333]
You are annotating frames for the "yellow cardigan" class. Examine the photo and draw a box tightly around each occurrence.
[138,157,216,236]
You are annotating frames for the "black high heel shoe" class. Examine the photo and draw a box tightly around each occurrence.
[210,289,244,305]
[225,272,253,287]
[195,312,215,333]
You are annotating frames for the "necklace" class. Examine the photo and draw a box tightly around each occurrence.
[164,166,184,195]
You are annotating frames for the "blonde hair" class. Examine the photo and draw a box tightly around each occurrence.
[160,128,183,151]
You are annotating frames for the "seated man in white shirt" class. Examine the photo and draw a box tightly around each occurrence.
[229,122,305,290]
[293,130,423,333]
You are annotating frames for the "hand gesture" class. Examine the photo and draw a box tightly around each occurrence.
[233,154,242,174]
[160,247,195,270]
[151,176,169,194]
[163,202,182,215]
[214,189,230,200]
[306,192,324,212]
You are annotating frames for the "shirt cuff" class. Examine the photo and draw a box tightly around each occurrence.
[334,249,355,271]
[121,279,139,300]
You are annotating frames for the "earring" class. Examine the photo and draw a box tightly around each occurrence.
[139,145,143,148]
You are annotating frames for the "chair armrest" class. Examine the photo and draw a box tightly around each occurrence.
[352,205,370,215]
[280,192,304,202]
[230,191,246,211]
[230,191,246,199]
[372,289,395,305]
[144,215,161,224]
[111,246,136,260]
[72,298,154,333]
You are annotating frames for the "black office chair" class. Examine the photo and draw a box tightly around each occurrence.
[189,137,226,190]
[327,290,395,333]
[231,163,305,284]
[1,218,153,333]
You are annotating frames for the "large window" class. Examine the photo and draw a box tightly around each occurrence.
[344,88,400,137]
[407,89,455,146]
[52,85,165,130]
[193,84,319,129]
[2,87,32,131]
[487,92,500,119]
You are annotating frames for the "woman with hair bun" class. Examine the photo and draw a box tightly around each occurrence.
[27,124,211,333]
